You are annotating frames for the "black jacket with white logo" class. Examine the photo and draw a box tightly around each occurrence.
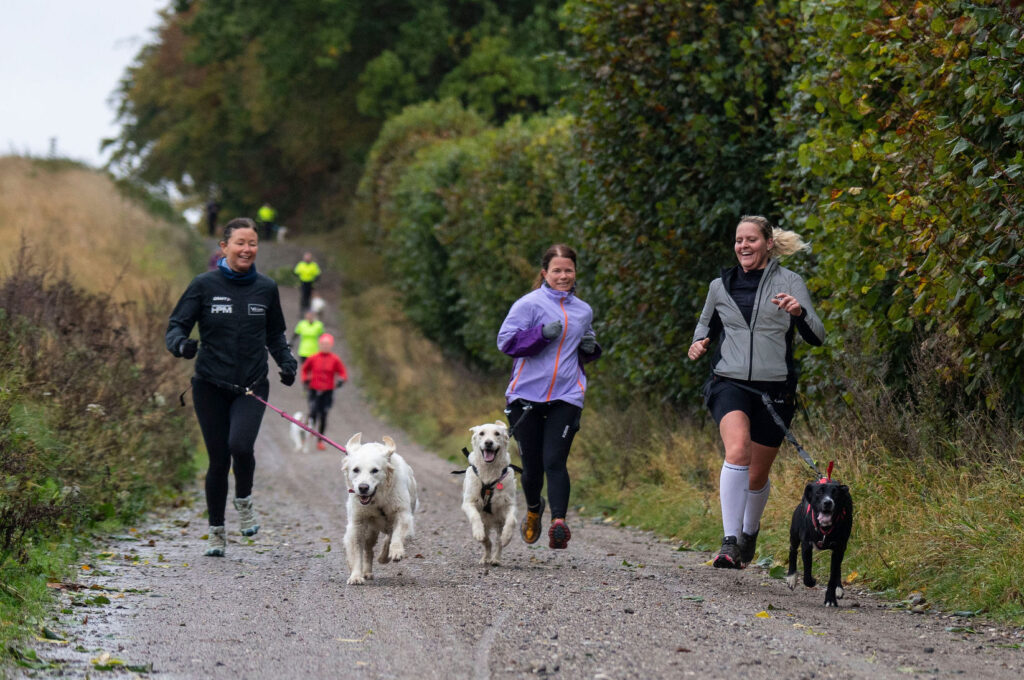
[166,270,297,391]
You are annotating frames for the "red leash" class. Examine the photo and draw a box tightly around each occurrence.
[245,389,347,454]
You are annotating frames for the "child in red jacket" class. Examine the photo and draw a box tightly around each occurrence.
[300,333,348,450]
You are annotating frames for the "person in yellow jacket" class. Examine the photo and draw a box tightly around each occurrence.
[291,309,325,368]
[293,251,322,314]
[257,203,277,240]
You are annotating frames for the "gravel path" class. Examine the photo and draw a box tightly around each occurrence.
[14,241,1022,679]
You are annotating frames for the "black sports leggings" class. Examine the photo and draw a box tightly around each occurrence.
[191,378,267,526]
[307,389,335,435]
[507,399,581,519]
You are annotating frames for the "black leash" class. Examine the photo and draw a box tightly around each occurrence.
[724,379,824,478]
[503,400,534,440]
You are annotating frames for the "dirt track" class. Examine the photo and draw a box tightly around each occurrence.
[13,240,1023,679]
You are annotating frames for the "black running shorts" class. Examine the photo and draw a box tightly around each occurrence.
[704,376,795,447]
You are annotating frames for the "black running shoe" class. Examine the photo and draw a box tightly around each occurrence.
[713,536,741,569]
[739,529,759,567]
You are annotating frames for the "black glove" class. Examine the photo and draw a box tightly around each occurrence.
[541,320,563,340]
[179,338,198,359]
[279,370,296,386]
[580,331,597,354]
[336,379,346,389]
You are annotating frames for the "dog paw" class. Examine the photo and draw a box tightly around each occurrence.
[489,557,501,566]
[804,576,817,588]
[347,573,365,585]
[479,554,491,565]
[500,527,515,546]
[836,585,844,600]
[786,573,798,590]
[824,594,838,607]
[390,544,405,562]
[472,526,486,542]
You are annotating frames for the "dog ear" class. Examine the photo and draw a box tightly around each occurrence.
[381,435,396,458]
[494,420,508,430]
[346,432,362,451]
[803,482,817,503]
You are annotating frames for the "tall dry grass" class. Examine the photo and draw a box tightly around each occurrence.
[0,156,196,299]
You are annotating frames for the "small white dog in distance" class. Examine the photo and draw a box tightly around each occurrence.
[342,433,418,585]
[289,412,308,452]
[461,421,518,565]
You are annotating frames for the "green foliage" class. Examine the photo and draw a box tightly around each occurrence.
[357,109,575,366]
[562,0,800,403]
[773,0,1024,411]
[356,98,487,240]
[109,0,569,226]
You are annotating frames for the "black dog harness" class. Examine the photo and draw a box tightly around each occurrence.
[451,447,523,514]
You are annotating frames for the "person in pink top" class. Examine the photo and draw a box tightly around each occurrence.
[300,333,348,450]
[497,244,602,549]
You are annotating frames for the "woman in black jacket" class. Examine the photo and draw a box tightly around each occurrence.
[166,217,297,556]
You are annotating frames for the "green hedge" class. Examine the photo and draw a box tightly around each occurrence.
[772,0,1024,411]
[354,0,1024,415]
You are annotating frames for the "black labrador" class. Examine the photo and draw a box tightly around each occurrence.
[786,479,853,607]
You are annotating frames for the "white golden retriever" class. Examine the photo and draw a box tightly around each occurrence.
[342,433,418,585]
[461,421,518,565]
[289,411,308,452]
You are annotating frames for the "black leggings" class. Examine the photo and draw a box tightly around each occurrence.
[507,399,581,519]
[299,282,313,313]
[307,389,335,435]
[191,378,267,526]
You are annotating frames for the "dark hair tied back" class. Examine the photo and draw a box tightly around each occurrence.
[532,243,578,290]
[222,217,258,243]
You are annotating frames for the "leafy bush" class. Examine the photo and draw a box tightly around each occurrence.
[772,0,1024,411]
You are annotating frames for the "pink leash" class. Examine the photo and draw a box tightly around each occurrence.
[245,388,347,454]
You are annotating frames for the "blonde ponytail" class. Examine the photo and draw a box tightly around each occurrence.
[738,215,810,258]
[771,227,810,257]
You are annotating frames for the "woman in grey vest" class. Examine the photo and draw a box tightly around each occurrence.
[688,215,825,568]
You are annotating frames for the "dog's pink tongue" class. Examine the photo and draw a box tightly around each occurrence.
[817,512,833,526]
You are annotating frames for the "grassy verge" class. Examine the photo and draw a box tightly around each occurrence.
[317,225,1024,626]
[0,156,204,665]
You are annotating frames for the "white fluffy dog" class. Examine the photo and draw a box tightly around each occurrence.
[342,433,418,585]
[289,411,308,452]
[461,421,518,565]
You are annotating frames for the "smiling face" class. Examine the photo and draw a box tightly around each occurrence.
[343,433,394,506]
[542,256,577,291]
[470,421,510,465]
[734,221,773,272]
[220,226,259,272]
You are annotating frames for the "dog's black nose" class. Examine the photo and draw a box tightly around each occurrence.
[821,497,834,512]
[358,483,370,494]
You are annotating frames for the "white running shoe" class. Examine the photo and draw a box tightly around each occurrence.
[233,496,260,536]
[204,525,226,557]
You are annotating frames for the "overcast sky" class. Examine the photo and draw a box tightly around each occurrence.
[0,0,167,167]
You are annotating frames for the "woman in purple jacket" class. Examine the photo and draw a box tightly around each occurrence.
[497,244,602,549]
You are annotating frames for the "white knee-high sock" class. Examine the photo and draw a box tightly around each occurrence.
[719,463,749,538]
[743,479,771,535]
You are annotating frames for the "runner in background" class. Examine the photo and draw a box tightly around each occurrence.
[300,333,348,451]
[293,251,322,315]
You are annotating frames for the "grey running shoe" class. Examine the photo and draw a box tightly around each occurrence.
[739,529,759,566]
[233,496,260,536]
[713,535,741,569]
[204,525,226,557]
